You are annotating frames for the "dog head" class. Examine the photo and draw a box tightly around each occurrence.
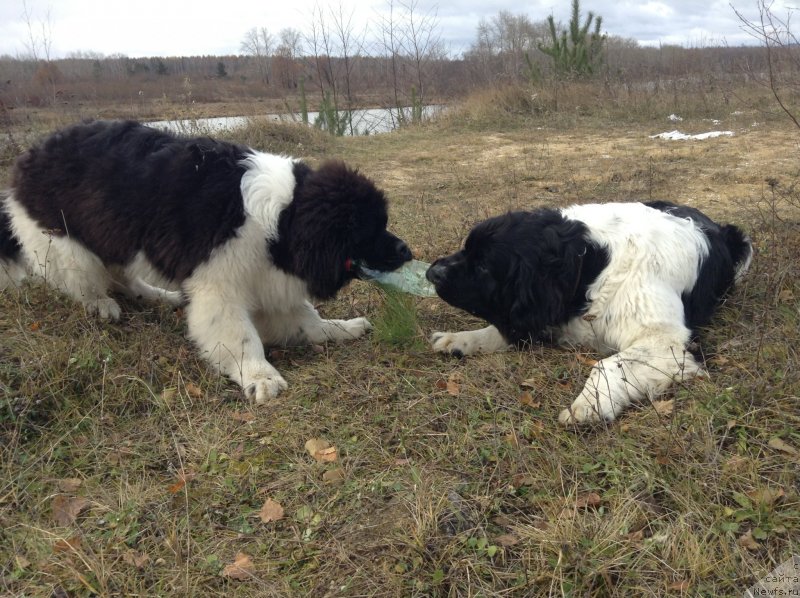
[284,160,412,299]
[426,210,604,343]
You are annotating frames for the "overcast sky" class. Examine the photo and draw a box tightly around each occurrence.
[0,0,786,59]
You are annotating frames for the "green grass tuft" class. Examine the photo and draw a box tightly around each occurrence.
[370,287,424,349]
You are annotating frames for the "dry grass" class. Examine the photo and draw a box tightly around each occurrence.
[1,87,799,597]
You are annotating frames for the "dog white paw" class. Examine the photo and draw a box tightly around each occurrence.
[431,331,471,357]
[431,326,509,357]
[558,391,621,426]
[558,403,604,426]
[343,316,372,339]
[245,374,288,404]
[86,297,121,321]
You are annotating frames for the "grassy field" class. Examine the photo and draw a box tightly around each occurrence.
[1,86,799,597]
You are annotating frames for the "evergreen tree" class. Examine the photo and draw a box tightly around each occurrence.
[538,0,604,77]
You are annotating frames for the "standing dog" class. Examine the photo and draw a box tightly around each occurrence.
[426,201,752,424]
[0,120,412,402]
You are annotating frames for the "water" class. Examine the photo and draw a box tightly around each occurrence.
[146,105,445,136]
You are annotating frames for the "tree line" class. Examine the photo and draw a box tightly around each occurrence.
[0,1,790,118]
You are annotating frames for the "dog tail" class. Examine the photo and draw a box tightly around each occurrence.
[0,190,26,290]
[722,223,753,283]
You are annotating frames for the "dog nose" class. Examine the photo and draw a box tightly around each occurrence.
[426,262,446,285]
[396,239,413,262]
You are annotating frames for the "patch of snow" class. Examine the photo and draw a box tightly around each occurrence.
[668,114,683,122]
[650,130,734,141]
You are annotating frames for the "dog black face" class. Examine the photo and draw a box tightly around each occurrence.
[276,160,412,300]
[348,211,413,274]
[426,216,516,333]
[427,210,607,344]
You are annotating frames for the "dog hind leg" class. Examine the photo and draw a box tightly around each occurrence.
[8,204,120,319]
[558,338,703,425]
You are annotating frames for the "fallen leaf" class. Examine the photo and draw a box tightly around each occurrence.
[168,471,195,494]
[259,498,284,523]
[122,550,150,569]
[575,492,602,509]
[393,458,411,466]
[768,437,799,457]
[709,355,730,366]
[185,382,203,398]
[305,438,338,462]
[518,391,541,408]
[322,468,346,484]
[268,349,287,360]
[746,487,785,507]
[625,529,645,542]
[320,447,339,462]
[15,555,31,569]
[737,530,760,551]
[520,378,537,389]
[230,411,256,423]
[511,474,535,488]
[505,430,520,448]
[434,379,448,391]
[57,478,82,493]
[221,552,255,580]
[446,372,462,396]
[576,354,598,367]
[161,387,177,401]
[305,437,330,455]
[653,399,675,417]
[168,479,186,494]
[667,579,690,592]
[53,535,82,553]
[29,321,41,332]
[494,533,520,547]
[51,496,90,526]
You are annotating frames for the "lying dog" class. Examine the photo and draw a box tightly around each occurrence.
[0,119,411,402]
[426,201,752,424]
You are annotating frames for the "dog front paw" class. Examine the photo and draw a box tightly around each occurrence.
[245,374,288,404]
[558,404,603,426]
[558,390,620,426]
[431,331,468,358]
[86,297,122,321]
[343,316,372,339]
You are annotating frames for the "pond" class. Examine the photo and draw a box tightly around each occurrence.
[146,105,445,136]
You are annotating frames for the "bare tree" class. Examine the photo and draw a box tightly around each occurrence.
[274,28,303,89]
[21,0,53,62]
[306,3,338,103]
[21,0,61,104]
[376,0,443,124]
[465,11,549,83]
[329,3,367,134]
[732,0,800,130]
[240,27,273,85]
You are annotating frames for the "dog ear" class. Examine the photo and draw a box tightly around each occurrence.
[297,223,352,300]
[288,161,362,299]
[507,243,583,340]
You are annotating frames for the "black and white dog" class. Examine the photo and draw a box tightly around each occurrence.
[0,120,412,402]
[426,201,752,425]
